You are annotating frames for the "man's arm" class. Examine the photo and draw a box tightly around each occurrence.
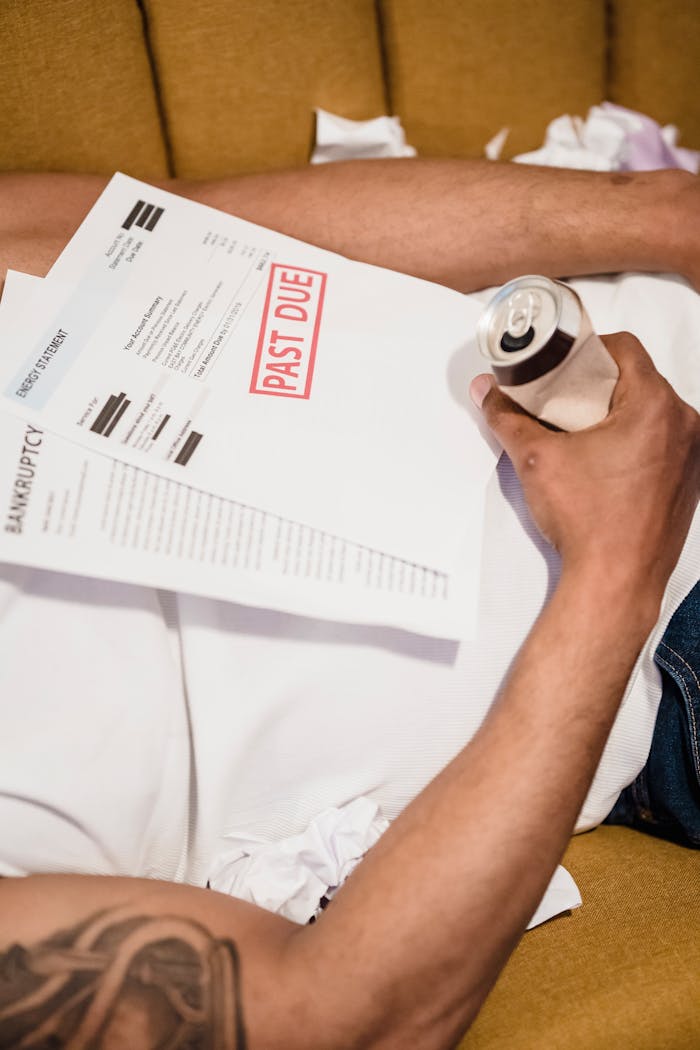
[0,160,697,291]
[1,334,697,1049]
[288,333,700,1047]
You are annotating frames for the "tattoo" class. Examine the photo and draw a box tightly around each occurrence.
[0,907,247,1048]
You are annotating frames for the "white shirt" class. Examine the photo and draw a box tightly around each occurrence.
[1,273,698,922]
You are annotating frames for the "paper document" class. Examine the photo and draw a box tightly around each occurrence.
[0,273,479,638]
[0,174,496,572]
[527,864,581,929]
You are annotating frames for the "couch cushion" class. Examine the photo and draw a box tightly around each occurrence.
[143,0,387,178]
[0,0,168,178]
[379,0,606,159]
[608,0,700,149]
[459,826,700,1049]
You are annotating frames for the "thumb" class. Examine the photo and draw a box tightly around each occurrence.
[469,373,546,457]
[469,373,496,410]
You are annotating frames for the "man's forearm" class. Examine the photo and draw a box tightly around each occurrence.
[285,336,699,1050]
[184,160,696,292]
[0,162,696,293]
[0,275,693,1047]
[289,563,662,1049]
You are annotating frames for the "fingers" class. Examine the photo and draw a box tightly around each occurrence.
[470,331,669,461]
[469,374,546,462]
[600,332,659,411]
[600,331,651,369]
[600,333,695,447]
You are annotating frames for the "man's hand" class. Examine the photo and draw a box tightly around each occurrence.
[1,335,697,1050]
[470,332,700,604]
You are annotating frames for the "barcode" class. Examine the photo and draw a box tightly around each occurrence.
[152,413,170,440]
[90,392,131,436]
[122,200,164,232]
[174,430,203,466]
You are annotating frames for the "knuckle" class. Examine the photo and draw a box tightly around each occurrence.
[637,374,677,427]
[607,331,656,379]
[618,330,644,352]
[605,330,643,352]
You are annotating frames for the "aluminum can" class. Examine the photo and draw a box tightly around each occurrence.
[476,275,619,431]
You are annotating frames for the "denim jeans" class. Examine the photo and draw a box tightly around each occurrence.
[604,580,700,848]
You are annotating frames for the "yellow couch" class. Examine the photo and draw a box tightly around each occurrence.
[1,2,698,1047]
[2,0,699,179]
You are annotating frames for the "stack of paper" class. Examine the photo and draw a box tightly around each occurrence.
[0,175,498,639]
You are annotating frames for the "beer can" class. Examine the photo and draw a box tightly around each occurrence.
[476,275,619,431]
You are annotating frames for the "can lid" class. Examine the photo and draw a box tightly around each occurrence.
[477,275,575,364]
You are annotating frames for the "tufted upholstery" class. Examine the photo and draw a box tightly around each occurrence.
[0,0,697,178]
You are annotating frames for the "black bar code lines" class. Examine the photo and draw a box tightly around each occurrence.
[152,413,170,441]
[91,392,131,437]
[122,200,164,232]
[175,430,203,466]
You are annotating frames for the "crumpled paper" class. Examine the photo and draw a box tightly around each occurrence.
[312,103,698,174]
[208,796,390,923]
[493,103,700,173]
[311,107,416,164]
[208,794,581,929]
[527,864,581,930]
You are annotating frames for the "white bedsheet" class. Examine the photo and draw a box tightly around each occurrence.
[0,268,697,927]
[178,273,699,920]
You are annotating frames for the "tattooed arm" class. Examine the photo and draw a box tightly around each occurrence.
[0,876,272,1049]
[0,896,246,1048]
[1,337,698,1050]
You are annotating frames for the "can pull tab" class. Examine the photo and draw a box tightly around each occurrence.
[500,290,538,352]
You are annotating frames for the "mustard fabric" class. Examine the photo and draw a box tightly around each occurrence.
[609,0,700,148]
[379,0,607,159]
[1,1,697,174]
[0,0,168,178]
[143,0,387,178]
[460,827,700,1049]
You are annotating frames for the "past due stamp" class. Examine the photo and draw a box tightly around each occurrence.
[250,264,327,399]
